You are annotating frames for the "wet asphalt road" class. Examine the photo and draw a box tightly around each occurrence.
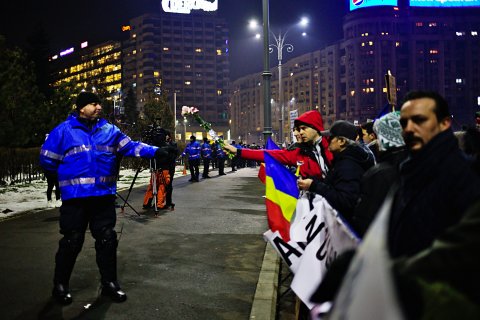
[0,167,269,320]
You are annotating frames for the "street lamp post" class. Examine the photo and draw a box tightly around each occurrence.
[261,0,272,142]
[270,32,293,145]
[183,117,187,142]
[252,14,308,145]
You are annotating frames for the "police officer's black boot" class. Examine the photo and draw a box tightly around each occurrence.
[101,281,127,302]
[95,228,127,303]
[52,283,72,305]
[52,231,84,305]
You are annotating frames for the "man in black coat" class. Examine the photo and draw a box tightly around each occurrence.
[388,91,480,258]
[297,120,375,220]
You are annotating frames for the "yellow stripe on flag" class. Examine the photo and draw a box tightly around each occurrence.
[265,175,297,222]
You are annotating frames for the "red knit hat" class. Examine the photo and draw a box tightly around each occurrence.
[294,110,325,133]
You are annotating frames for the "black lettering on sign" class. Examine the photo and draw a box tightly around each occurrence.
[317,228,330,261]
[305,214,325,244]
[273,236,303,267]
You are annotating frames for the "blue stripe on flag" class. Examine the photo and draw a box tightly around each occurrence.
[264,152,299,198]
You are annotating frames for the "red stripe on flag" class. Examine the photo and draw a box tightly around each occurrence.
[258,163,266,184]
[265,198,291,241]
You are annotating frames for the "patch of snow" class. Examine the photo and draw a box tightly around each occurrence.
[0,166,187,220]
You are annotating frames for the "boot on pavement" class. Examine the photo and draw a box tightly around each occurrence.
[52,283,72,305]
[101,281,127,302]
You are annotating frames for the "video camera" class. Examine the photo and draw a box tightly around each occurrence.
[142,124,167,147]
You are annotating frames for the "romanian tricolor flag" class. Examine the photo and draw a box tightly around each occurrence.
[258,137,280,184]
[264,152,299,241]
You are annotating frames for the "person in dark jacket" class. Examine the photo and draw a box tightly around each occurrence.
[40,91,169,305]
[393,199,480,319]
[297,120,375,220]
[164,131,178,209]
[388,91,480,258]
[352,111,408,237]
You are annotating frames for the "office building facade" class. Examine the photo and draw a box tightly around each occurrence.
[122,12,230,141]
[230,3,480,143]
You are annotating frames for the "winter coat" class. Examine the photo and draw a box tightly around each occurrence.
[182,141,201,160]
[388,129,480,258]
[308,143,375,219]
[215,143,226,159]
[239,143,331,180]
[201,142,212,159]
[352,147,408,237]
[40,114,158,201]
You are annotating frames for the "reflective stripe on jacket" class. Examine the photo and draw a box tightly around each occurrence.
[40,114,158,200]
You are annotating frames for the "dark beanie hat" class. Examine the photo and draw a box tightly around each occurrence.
[294,110,325,133]
[75,92,101,111]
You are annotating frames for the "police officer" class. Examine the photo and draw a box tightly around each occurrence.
[201,137,212,178]
[40,91,168,305]
[182,135,201,182]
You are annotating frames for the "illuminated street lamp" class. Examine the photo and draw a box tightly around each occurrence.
[183,117,188,142]
[251,15,309,144]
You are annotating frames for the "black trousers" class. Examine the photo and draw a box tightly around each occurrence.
[202,158,210,177]
[45,172,60,201]
[188,158,200,180]
[54,195,118,285]
[217,158,225,174]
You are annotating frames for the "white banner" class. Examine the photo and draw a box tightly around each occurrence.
[326,194,405,320]
[264,193,359,309]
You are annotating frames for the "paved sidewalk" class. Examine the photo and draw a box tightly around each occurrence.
[0,167,279,320]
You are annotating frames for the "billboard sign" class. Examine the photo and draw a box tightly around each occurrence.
[162,0,218,14]
[410,0,480,7]
[350,0,398,11]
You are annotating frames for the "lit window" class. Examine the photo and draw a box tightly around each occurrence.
[216,49,222,56]
[132,34,137,38]
[139,73,143,78]
[185,81,191,85]
[428,22,437,27]
[361,42,365,47]
[415,22,423,27]
[456,79,463,84]
[154,71,160,77]
[350,90,355,96]
[396,42,400,47]
[195,48,202,53]
[217,90,222,95]
[185,64,191,69]
[472,31,478,36]
[456,31,465,36]
[368,41,373,46]
[429,49,439,54]
[132,50,137,55]
[163,47,169,51]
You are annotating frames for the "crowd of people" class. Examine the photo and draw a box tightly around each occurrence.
[40,89,480,318]
[226,91,480,319]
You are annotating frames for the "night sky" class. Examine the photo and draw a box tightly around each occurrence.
[0,0,347,80]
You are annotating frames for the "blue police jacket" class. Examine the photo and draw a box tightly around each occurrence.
[201,142,212,159]
[182,141,201,160]
[215,143,226,158]
[40,114,158,200]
